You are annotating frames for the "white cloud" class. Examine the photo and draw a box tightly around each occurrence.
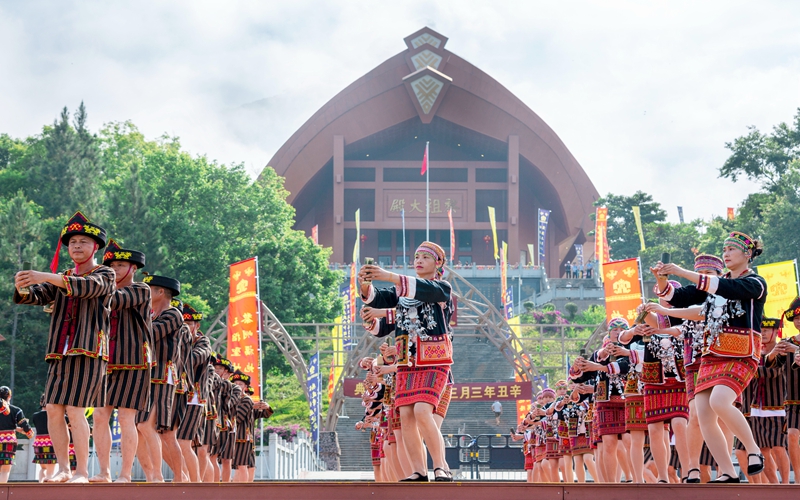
[1,0,798,223]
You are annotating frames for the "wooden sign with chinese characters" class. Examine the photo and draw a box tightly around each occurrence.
[602,257,643,325]
[343,378,531,401]
[227,257,262,400]
[384,190,466,219]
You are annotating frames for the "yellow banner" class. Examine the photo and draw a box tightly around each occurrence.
[228,257,262,400]
[602,257,643,324]
[488,206,498,260]
[527,243,535,266]
[507,316,531,423]
[501,241,508,301]
[595,207,609,280]
[328,316,344,402]
[632,206,646,251]
[757,260,800,338]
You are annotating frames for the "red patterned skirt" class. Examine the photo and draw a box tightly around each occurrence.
[534,444,546,463]
[524,451,534,470]
[0,431,16,466]
[570,434,593,455]
[643,379,689,424]
[624,394,648,432]
[545,437,561,459]
[370,431,381,466]
[695,355,758,397]
[435,385,452,418]
[595,397,626,436]
[32,434,57,465]
[684,363,700,401]
[395,365,449,408]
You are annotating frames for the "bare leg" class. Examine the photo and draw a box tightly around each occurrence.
[629,430,645,483]
[697,387,759,478]
[116,408,138,482]
[671,417,690,479]
[617,436,632,481]
[594,442,605,482]
[413,403,447,477]
[221,458,232,482]
[178,439,200,482]
[647,423,669,481]
[643,460,658,482]
[574,454,585,483]
[211,456,220,482]
[583,452,598,482]
[699,465,711,483]
[393,429,413,477]
[159,430,183,482]
[787,428,800,483]
[44,403,72,482]
[769,446,790,484]
[600,435,618,482]
[135,431,155,481]
[64,405,91,483]
[686,400,703,481]
[562,455,573,483]
[373,464,382,482]
[762,449,777,483]
[137,413,164,482]
[89,406,113,482]
[735,449,758,483]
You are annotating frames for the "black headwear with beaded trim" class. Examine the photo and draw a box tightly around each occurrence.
[143,274,181,297]
[102,238,146,269]
[182,303,204,322]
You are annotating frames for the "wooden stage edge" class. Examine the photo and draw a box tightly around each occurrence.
[1,482,798,500]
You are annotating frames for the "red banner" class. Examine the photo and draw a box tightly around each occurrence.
[602,257,643,325]
[595,207,609,280]
[727,207,735,220]
[344,378,530,401]
[311,225,318,245]
[227,257,262,400]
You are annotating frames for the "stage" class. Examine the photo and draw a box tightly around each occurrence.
[1,482,798,500]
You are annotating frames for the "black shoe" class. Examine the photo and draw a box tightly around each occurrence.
[400,472,429,482]
[747,453,765,476]
[684,468,701,484]
[433,467,453,482]
[712,474,740,483]
[657,480,668,483]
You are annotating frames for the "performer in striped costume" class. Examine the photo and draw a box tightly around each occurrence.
[135,275,185,482]
[214,356,242,482]
[782,298,800,483]
[176,303,212,482]
[90,239,151,483]
[231,371,273,482]
[14,211,114,483]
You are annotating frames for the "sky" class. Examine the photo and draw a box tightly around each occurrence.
[2,0,799,223]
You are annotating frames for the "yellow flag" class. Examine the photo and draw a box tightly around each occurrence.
[328,316,344,402]
[501,241,508,298]
[757,260,800,338]
[352,209,360,263]
[488,206,498,260]
[527,243,535,266]
[632,206,646,251]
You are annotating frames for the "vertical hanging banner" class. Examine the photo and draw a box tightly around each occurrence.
[677,206,684,224]
[632,206,646,251]
[228,257,262,400]
[448,207,455,264]
[307,353,320,444]
[504,287,514,320]
[347,264,357,350]
[757,260,800,338]
[488,206,499,260]
[507,316,531,423]
[353,209,361,263]
[602,257,643,325]
[537,209,551,266]
[727,207,735,220]
[328,316,344,402]
[110,409,121,448]
[311,225,319,245]
[574,244,584,266]
[595,207,609,280]
[527,243,535,267]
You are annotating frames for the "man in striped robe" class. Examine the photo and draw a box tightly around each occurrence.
[14,211,114,483]
[176,303,212,482]
[135,275,185,482]
[214,357,241,482]
[90,239,152,483]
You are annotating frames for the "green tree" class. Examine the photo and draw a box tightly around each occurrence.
[594,191,667,261]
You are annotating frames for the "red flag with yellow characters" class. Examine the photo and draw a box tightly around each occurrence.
[602,257,643,325]
[227,257,262,400]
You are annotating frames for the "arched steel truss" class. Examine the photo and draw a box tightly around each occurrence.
[208,267,541,432]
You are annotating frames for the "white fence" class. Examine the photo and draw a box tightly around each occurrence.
[9,431,325,482]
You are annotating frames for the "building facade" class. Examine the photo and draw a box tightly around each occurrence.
[264,27,599,277]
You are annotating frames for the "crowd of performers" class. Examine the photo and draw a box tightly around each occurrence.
[516,231,800,484]
[2,211,272,483]
[354,241,456,482]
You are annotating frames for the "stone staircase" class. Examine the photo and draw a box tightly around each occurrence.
[336,334,521,470]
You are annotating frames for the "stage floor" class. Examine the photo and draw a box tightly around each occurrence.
[1,481,798,500]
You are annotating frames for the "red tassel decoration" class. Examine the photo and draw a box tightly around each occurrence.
[49,238,62,273]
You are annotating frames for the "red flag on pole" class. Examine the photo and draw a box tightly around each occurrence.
[311,225,319,245]
[421,143,428,175]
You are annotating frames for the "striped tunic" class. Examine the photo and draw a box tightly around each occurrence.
[752,356,787,412]
[14,265,115,361]
[150,307,184,384]
[786,351,800,407]
[185,334,213,403]
[108,282,152,370]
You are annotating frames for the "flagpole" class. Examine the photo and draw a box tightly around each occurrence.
[425,141,430,241]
